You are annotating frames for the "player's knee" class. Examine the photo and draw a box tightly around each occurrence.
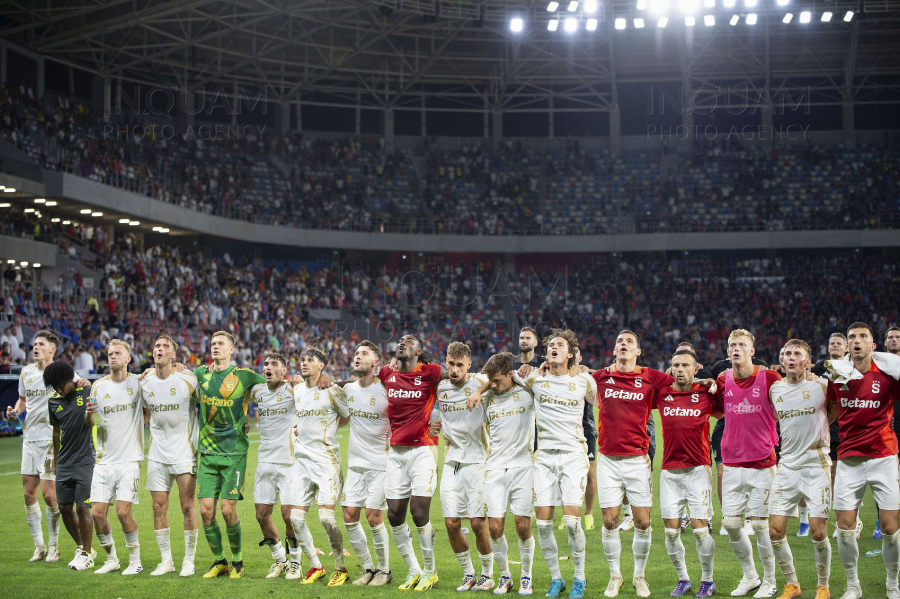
[90,504,106,521]
[410,505,429,526]
[41,490,55,506]
[444,517,461,534]
[489,520,505,538]
[365,512,382,528]
[255,508,267,523]
[722,515,743,531]
[23,489,37,504]
[181,501,196,519]
[515,520,531,538]
[634,517,651,530]
[115,506,132,523]
[768,527,785,541]
[603,517,619,530]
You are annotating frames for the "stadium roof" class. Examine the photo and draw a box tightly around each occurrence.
[1,0,899,113]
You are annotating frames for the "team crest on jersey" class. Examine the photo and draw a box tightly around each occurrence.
[663,394,674,402]
[691,393,699,402]
[606,377,615,385]
[414,377,422,386]
[635,377,643,388]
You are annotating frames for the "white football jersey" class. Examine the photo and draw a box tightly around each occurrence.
[516,371,597,453]
[483,384,536,470]
[91,374,144,465]
[343,379,390,470]
[252,382,295,465]
[771,377,831,469]
[18,363,55,441]
[292,382,349,465]
[141,370,199,465]
[437,374,489,464]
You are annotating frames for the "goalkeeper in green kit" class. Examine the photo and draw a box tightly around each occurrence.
[185,330,267,579]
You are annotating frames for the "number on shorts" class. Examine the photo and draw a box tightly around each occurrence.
[235,471,241,490]
[763,488,770,506]
[132,478,139,494]
[820,487,831,507]
[701,490,709,506]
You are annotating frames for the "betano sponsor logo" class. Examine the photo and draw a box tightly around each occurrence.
[841,398,881,408]
[727,398,764,414]
[439,402,469,413]
[604,388,645,401]
[388,388,423,399]
[348,408,381,420]
[538,395,580,407]
[102,402,138,414]
[201,396,234,407]
[488,407,527,421]
[776,407,816,419]
[147,403,180,412]
[662,406,702,417]
[296,407,331,418]
[259,407,290,417]
[25,388,53,397]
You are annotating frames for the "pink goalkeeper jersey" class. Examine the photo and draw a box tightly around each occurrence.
[721,367,779,464]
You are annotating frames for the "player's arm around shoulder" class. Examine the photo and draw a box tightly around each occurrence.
[328,385,350,418]
[581,372,599,406]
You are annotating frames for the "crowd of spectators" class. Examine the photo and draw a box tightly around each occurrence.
[1,84,898,236]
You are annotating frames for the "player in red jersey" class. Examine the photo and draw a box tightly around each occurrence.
[320,333,449,591]
[655,348,722,598]
[825,323,900,599]
[712,329,783,598]
[592,330,675,598]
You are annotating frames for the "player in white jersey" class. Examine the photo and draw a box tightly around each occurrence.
[87,339,145,575]
[249,353,304,579]
[468,352,537,596]
[9,330,63,562]
[768,340,837,599]
[341,341,393,586]
[514,329,598,599]
[141,334,200,577]
[289,347,351,586]
[430,342,494,592]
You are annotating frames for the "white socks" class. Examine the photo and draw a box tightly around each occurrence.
[883,529,900,590]
[24,503,43,548]
[372,522,390,571]
[771,537,798,586]
[563,514,586,580]
[751,520,776,585]
[536,520,561,579]
[290,509,322,569]
[479,552,494,577]
[391,523,422,575]
[693,527,715,582]
[813,538,831,588]
[519,535,535,578]
[455,550,475,576]
[836,527,859,589]
[46,506,60,548]
[416,522,436,574]
[286,536,302,563]
[155,527,172,564]
[633,527,652,578]
[346,521,374,571]
[270,540,286,562]
[665,528,689,581]
[602,527,622,577]
[184,528,198,564]
[319,509,345,570]
[98,532,118,560]
[124,530,141,564]
[492,536,510,577]
[724,516,758,580]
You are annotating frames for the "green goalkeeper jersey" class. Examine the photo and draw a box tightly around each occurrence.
[195,365,265,456]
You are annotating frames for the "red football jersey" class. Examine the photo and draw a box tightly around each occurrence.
[655,384,718,470]
[713,366,782,468]
[378,363,442,447]
[827,362,900,460]
[592,366,673,457]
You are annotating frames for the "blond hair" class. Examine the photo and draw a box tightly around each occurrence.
[108,338,132,355]
[211,330,236,346]
[447,341,471,360]
[728,329,755,345]
[783,338,811,358]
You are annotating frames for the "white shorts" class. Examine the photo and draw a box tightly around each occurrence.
[91,461,141,505]
[834,455,900,512]
[485,466,534,518]
[385,445,438,500]
[597,454,653,509]
[292,458,343,507]
[254,462,300,506]
[534,449,588,507]
[771,464,832,518]
[343,467,387,510]
[440,461,486,519]
[660,466,714,521]
[146,460,196,493]
[21,440,55,481]
[722,465,776,518]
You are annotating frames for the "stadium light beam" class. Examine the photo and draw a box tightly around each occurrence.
[634,18,645,28]
[744,0,757,7]
[567,1,578,11]
[680,0,699,13]
[548,18,559,30]
[34,198,45,203]
[615,17,626,29]
[704,0,715,7]
[704,14,714,25]
[510,17,523,32]
[91,212,102,217]
[658,16,669,26]
[637,0,648,9]
[564,17,577,31]
[119,218,130,223]
[45,201,56,206]
[685,16,696,25]
[776,0,789,4]
[80,209,91,214]
[730,14,739,25]
[0,203,9,208]
[821,11,832,21]
[746,13,757,24]
[586,18,598,30]
[584,0,599,12]
[723,0,735,6]
[547,1,559,10]
[844,11,853,21]
[799,11,810,23]
[783,12,792,23]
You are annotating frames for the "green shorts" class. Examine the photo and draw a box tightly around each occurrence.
[198,454,248,500]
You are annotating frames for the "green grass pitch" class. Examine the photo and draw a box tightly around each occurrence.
[0,415,890,598]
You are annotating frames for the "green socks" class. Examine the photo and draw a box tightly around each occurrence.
[204,522,225,561]
[226,522,243,562]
